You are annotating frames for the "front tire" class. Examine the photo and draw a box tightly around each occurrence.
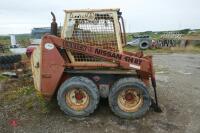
[57,76,100,117]
[109,78,151,119]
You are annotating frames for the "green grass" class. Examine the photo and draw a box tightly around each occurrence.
[0,34,31,47]
[0,85,50,114]
[0,74,8,81]
[0,73,51,114]
[0,36,10,45]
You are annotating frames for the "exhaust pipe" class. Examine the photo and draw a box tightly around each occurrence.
[51,12,58,36]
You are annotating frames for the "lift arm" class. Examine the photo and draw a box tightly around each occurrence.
[43,35,153,74]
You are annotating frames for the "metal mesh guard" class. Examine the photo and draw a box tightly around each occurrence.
[65,12,118,62]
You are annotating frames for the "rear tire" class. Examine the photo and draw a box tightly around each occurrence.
[0,63,13,70]
[0,54,21,64]
[109,78,151,119]
[57,76,100,117]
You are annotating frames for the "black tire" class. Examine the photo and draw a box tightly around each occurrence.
[139,41,150,50]
[109,78,151,119]
[0,54,21,64]
[57,76,100,117]
[0,63,13,70]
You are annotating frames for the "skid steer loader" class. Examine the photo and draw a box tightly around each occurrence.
[31,8,161,119]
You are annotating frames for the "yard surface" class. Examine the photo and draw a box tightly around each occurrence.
[0,53,200,133]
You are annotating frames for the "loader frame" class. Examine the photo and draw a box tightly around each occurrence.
[31,9,161,114]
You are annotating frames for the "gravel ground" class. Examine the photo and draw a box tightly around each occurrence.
[0,53,200,133]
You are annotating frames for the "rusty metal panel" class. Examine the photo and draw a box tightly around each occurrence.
[64,8,120,13]
[31,45,41,91]
[40,41,65,99]
[64,69,137,75]
[31,38,65,99]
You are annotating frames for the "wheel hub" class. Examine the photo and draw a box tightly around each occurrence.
[118,88,143,112]
[125,93,134,101]
[75,91,84,100]
[65,88,89,111]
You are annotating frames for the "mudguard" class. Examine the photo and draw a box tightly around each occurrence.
[31,38,65,100]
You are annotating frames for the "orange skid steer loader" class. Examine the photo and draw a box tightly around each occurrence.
[31,9,161,119]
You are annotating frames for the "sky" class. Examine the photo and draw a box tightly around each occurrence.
[0,0,199,35]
